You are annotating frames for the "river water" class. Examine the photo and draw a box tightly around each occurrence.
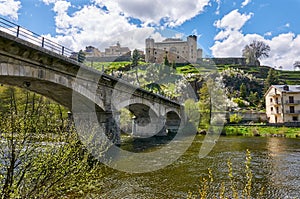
[97,136,299,199]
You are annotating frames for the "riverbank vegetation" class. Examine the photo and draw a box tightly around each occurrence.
[187,149,265,199]
[0,86,105,198]
[223,125,300,138]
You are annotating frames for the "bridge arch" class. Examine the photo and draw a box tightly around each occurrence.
[0,62,105,112]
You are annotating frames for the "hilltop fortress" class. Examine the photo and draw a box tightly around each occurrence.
[83,35,246,65]
[145,35,203,64]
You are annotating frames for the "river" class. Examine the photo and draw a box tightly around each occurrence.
[96,136,300,198]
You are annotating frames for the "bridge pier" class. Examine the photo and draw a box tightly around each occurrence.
[132,115,167,137]
[95,111,121,146]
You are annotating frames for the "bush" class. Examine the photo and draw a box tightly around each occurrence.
[230,114,243,124]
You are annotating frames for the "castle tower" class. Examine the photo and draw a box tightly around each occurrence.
[187,35,197,63]
[145,37,155,62]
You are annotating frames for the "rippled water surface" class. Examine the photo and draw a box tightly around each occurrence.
[97,136,300,198]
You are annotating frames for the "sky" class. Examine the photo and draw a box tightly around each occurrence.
[0,0,300,70]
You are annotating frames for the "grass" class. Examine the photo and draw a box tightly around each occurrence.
[223,125,300,138]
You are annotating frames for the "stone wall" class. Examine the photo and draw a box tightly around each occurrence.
[197,57,247,66]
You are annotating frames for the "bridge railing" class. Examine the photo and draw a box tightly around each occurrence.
[0,17,73,57]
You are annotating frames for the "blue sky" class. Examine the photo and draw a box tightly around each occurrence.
[0,0,300,69]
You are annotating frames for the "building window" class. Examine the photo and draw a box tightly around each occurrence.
[154,51,157,55]
[289,96,294,103]
[271,107,274,112]
[270,98,273,103]
[276,107,279,114]
[290,106,295,113]
[292,116,298,121]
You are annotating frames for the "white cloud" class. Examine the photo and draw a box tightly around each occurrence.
[42,0,208,52]
[214,9,253,31]
[241,0,251,8]
[215,0,221,15]
[213,9,253,41]
[94,0,210,27]
[0,0,21,20]
[41,0,61,5]
[285,23,290,28]
[264,32,272,36]
[42,2,162,52]
[211,9,300,70]
[263,33,300,69]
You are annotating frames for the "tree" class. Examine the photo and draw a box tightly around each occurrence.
[242,40,270,66]
[78,50,86,63]
[198,77,226,130]
[0,86,101,198]
[248,91,259,107]
[264,68,279,91]
[131,49,140,85]
[239,83,247,99]
[293,61,300,71]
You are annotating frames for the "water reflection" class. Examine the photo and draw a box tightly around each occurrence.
[98,136,300,198]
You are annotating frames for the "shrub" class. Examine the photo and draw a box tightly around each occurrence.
[230,114,243,124]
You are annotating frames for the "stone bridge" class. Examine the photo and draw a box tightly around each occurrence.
[0,29,184,145]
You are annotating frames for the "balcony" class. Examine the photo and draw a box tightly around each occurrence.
[285,100,300,104]
[285,110,300,114]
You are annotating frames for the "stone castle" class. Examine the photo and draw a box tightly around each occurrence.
[83,36,246,66]
[145,35,203,64]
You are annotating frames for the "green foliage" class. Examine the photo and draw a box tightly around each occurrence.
[220,68,263,100]
[242,40,270,66]
[120,108,133,134]
[239,83,247,99]
[0,86,102,198]
[78,50,86,63]
[264,68,280,91]
[131,49,140,68]
[198,80,212,129]
[229,114,243,124]
[223,126,300,138]
[233,98,247,108]
[164,55,170,66]
[184,99,200,128]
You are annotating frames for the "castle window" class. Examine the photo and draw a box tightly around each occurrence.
[177,56,179,59]
[271,107,274,112]
[293,116,298,121]
[170,47,177,53]
[270,98,273,103]
[154,51,157,54]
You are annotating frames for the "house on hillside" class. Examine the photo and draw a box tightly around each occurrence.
[265,85,300,124]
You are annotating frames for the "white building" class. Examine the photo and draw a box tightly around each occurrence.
[265,85,300,124]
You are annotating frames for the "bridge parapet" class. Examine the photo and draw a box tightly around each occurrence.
[0,27,184,144]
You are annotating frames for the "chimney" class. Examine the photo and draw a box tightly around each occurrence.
[283,85,289,91]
